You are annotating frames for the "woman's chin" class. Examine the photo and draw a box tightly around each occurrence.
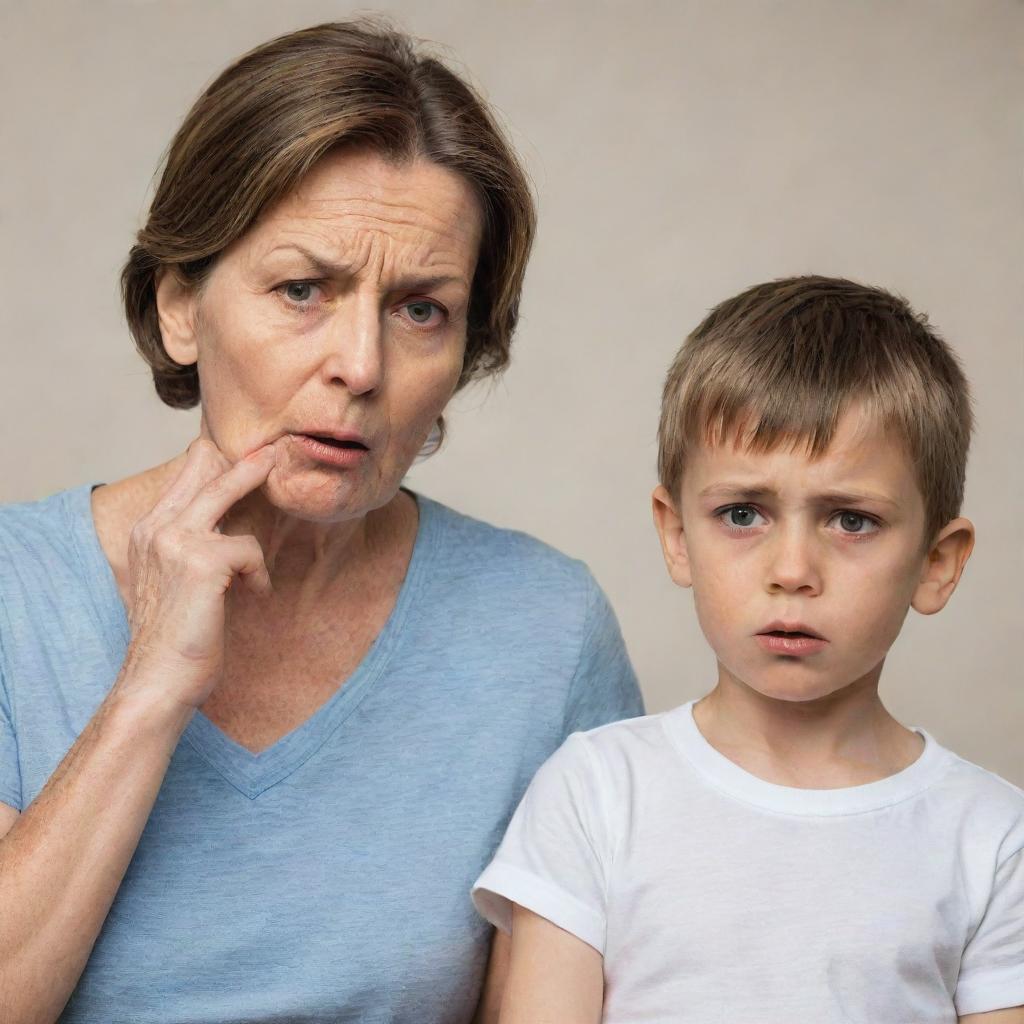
[260,466,382,524]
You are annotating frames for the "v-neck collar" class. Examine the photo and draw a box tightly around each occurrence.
[67,483,440,799]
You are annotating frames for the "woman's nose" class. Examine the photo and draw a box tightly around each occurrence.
[319,295,384,396]
[764,526,823,596]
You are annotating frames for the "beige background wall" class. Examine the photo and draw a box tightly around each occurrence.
[2,0,1021,782]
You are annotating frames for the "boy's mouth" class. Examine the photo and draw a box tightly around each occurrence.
[755,622,829,656]
[757,621,826,641]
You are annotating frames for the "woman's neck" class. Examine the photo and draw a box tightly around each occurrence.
[220,486,417,596]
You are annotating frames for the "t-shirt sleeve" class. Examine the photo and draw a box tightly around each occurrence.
[954,846,1024,1015]
[562,572,644,738]
[472,732,612,954]
[0,657,23,811]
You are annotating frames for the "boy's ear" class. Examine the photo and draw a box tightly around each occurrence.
[911,516,975,615]
[155,268,201,367]
[652,485,692,588]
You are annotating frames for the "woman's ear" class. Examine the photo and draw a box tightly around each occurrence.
[911,516,975,615]
[652,485,692,588]
[155,268,200,366]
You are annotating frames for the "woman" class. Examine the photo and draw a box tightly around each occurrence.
[0,21,642,1023]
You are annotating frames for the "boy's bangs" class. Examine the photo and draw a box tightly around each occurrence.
[691,388,847,461]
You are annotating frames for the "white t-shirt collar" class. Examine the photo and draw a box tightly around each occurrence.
[665,699,953,816]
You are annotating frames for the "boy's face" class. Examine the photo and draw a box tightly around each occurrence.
[652,403,973,704]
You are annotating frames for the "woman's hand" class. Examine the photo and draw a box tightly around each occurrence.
[113,438,279,713]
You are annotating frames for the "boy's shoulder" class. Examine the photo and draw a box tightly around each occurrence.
[933,743,1024,848]
[554,708,681,784]
[573,706,674,749]
[560,711,1024,848]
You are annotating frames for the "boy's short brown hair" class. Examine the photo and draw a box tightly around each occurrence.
[657,276,973,545]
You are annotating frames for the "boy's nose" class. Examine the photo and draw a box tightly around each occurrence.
[764,530,823,596]
[318,294,384,396]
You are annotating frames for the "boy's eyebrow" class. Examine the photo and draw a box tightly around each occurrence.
[819,490,901,508]
[698,485,771,501]
[698,483,901,507]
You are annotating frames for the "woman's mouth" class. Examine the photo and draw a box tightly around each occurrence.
[292,432,370,467]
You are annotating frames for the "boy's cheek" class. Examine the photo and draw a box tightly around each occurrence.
[688,582,739,648]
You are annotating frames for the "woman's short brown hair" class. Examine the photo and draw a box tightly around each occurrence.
[122,19,535,408]
[657,276,973,545]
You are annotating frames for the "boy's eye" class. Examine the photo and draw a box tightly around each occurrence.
[831,511,879,535]
[720,505,765,529]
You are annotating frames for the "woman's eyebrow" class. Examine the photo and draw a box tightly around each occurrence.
[262,243,469,293]
[263,243,340,278]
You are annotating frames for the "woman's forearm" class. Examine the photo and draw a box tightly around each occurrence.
[0,442,280,1022]
[0,677,192,1024]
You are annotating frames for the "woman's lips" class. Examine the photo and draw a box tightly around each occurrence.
[292,433,370,468]
[755,632,829,656]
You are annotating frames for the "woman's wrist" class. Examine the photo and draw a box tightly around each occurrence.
[104,672,197,753]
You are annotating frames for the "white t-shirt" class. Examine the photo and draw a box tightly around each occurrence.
[472,701,1024,1023]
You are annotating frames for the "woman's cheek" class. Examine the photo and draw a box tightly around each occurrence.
[408,364,461,435]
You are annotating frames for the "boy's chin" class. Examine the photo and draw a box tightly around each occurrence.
[727,665,858,705]
[756,683,850,704]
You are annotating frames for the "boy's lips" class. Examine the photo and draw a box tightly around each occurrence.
[755,621,828,656]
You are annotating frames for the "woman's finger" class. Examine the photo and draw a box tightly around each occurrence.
[180,443,279,531]
[149,439,232,522]
[216,534,273,596]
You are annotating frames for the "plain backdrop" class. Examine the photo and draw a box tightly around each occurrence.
[1,0,1021,783]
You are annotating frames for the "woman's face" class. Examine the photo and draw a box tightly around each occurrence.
[158,148,482,522]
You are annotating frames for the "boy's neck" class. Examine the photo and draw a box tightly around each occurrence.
[692,670,925,789]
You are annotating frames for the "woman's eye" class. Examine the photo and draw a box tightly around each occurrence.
[280,281,320,305]
[401,300,445,326]
[720,505,764,529]
[832,511,879,535]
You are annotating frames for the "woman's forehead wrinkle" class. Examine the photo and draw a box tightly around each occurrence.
[257,153,483,287]
[247,225,472,297]
[290,168,478,233]
[254,199,474,275]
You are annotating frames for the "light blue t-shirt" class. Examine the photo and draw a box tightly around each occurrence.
[0,484,643,1023]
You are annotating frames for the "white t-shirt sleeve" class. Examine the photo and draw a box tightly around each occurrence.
[955,846,1024,1016]
[472,732,612,954]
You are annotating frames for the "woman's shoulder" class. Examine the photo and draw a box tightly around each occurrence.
[418,493,597,596]
[0,483,93,557]
[0,485,94,578]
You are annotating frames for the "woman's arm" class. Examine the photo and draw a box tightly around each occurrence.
[0,687,192,1023]
[0,441,279,1023]
[497,904,603,1024]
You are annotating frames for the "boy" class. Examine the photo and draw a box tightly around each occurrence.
[472,276,1024,1023]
